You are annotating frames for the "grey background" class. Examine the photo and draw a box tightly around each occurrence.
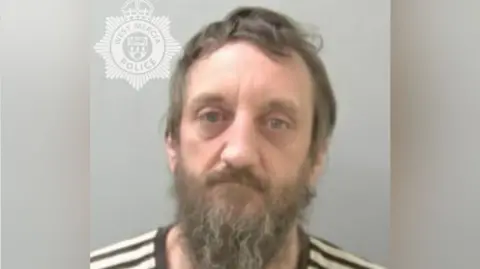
[91,0,390,265]
[391,0,480,268]
[1,0,90,268]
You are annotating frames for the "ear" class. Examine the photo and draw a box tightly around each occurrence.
[165,134,178,172]
[309,140,330,186]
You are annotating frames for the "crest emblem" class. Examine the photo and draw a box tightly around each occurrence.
[94,0,182,90]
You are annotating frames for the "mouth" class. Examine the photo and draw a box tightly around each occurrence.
[212,181,264,194]
[210,183,265,211]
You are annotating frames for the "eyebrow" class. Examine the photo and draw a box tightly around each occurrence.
[187,93,300,118]
[188,93,228,111]
[261,99,300,120]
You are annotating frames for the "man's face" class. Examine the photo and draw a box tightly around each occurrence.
[176,41,316,209]
[168,41,321,269]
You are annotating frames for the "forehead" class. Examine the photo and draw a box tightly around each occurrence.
[184,41,314,109]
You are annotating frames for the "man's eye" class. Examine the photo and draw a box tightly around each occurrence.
[267,118,290,130]
[199,111,223,123]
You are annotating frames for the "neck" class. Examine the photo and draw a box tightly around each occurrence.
[166,223,302,269]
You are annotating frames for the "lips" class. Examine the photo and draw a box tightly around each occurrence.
[207,177,265,193]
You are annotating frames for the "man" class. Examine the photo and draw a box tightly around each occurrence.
[90,6,386,269]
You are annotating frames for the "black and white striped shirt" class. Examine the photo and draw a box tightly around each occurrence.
[90,225,386,269]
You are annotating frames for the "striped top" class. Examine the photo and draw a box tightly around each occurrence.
[90,225,386,269]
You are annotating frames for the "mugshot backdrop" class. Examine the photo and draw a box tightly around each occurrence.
[90,0,390,265]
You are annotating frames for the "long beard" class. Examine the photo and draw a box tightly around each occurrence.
[172,159,315,269]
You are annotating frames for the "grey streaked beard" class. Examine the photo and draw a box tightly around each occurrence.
[179,206,293,269]
[172,160,315,269]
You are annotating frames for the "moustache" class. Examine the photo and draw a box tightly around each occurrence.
[205,167,268,193]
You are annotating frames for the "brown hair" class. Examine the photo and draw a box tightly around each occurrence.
[164,6,337,159]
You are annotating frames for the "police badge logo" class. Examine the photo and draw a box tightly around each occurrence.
[94,0,181,90]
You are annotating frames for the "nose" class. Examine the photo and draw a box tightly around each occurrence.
[220,114,260,169]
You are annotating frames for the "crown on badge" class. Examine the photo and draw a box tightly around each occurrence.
[121,0,154,20]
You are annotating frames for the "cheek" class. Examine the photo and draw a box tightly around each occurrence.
[266,135,311,179]
[179,123,220,174]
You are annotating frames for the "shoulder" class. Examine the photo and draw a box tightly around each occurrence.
[90,228,161,269]
[306,234,387,269]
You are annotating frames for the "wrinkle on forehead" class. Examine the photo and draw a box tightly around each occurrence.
[184,41,314,110]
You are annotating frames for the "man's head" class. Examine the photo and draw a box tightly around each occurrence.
[163,6,336,269]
